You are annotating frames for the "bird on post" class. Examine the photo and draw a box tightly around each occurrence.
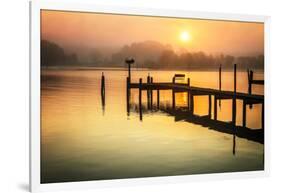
[125,58,135,64]
[125,58,135,82]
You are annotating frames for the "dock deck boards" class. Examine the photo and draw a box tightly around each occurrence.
[129,82,263,102]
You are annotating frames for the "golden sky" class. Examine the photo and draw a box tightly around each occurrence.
[41,10,264,56]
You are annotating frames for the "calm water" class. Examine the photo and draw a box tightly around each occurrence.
[41,69,264,183]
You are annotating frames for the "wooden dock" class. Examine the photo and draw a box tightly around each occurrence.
[125,63,264,131]
[129,82,263,101]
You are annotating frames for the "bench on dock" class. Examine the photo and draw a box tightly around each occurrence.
[173,74,185,83]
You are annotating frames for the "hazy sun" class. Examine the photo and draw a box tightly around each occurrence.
[180,31,191,42]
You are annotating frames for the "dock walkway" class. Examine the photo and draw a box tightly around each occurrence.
[124,63,264,130]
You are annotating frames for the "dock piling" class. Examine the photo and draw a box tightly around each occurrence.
[242,100,247,127]
[190,94,194,114]
[187,78,190,110]
[214,95,217,120]
[248,69,254,109]
[248,69,253,95]
[139,78,143,121]
[126,76,130,115]
[157,89,160,109]
[147,74,150,109]
[261,102,264,129]
[234,64,237,93]
[125,58,134,82]
[172,92,175,109]
[232,64,237,126]
[172,76,176,109]
[219,65,222,107]
[150,77,153,109]
[208,95,212,118]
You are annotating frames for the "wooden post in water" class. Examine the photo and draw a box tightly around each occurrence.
[190,94,194,114]
[126,76,130,91]
[242,100,247,127]
[172,76,176,109]
[101,72,105,114]
[128,62,131,81]
[232,64,237,126]
[187,78,190,110]
[261,101,264,129]
[248,69,253,109]
[101,72,105,95]
[234,64,237,93]
[188,77,193,114]
[219,65,222,107]
[247,69,253,95]
[214,95,217,120]
[147,74,150,109]
[126,77,130,115]
[208,95,212,118]
[125,58,134,83]
[150,77,153,109]
[157,89,160,109]
[139,78,143,121]
[247,69,250,93]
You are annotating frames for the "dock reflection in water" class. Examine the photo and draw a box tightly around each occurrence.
[41,69,264,184]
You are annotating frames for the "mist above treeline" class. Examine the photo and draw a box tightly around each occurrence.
[41,40,264,70]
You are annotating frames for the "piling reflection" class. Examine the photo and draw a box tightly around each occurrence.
[233,134,236,155]
[128,102,264,145]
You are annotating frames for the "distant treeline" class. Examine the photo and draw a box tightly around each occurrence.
[151,50,264,70]
[41,40,264,70]
[41,40,78,66]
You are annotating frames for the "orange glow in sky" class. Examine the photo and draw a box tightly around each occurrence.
[41,10,264,55]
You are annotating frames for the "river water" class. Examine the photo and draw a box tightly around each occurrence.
[41,68,264,183]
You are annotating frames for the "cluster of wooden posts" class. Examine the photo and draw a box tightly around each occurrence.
[124,62,264,129]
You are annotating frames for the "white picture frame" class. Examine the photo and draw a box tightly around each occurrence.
[30,0,270,192]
